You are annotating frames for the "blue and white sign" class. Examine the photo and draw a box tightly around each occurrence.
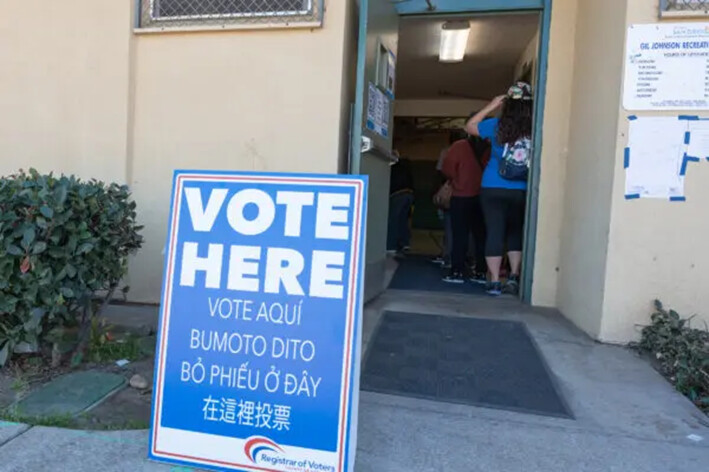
[149,171,368,472]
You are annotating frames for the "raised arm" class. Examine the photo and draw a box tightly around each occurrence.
[464,95,506,136]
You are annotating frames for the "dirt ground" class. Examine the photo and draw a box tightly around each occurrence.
[0,330,156,430]
[74,358,155,430]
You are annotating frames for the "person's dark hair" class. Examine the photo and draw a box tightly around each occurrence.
[496,98,533,145]
[467,135,489,160]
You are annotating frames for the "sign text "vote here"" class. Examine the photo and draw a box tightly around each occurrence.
[178,188,354,300]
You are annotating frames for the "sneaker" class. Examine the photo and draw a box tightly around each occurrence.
[486,281,502,296]
[386,249,398,255]
[443,272,465,284]
[503,275,520,296]
[430,256,445,265]
[469,271,487,285]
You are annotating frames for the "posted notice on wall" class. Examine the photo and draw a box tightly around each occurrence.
[625,117,688,199]
[686,119,709,160]
[366,82,390,138]
[624,23,709,110]
[149,171,368,472]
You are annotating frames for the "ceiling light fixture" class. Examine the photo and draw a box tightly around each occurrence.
[439,21,470,63]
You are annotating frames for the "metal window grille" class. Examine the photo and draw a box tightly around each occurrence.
[137,0,324,30]
[661,0,709,16]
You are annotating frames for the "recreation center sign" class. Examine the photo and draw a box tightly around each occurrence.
[149,170,368,472]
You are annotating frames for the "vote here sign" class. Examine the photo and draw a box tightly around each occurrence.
[149,171,368,472]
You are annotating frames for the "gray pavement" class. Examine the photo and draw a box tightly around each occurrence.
[1,289,708,471]
[0,421,29,447]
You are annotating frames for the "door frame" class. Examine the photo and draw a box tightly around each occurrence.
[380,0,554,304]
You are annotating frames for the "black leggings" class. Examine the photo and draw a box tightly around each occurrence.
[450,196,486,274]
[480,188,526,257]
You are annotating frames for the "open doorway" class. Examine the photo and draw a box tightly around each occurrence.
[385,12,541,297]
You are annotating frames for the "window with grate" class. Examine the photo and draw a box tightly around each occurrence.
[138,0,324,30]
[661,0,709,16]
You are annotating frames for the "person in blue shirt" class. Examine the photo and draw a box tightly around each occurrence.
[465,82,533,296]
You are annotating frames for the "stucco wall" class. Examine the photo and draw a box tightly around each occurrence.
[128,1,352,301]
[0,0,132,182]
[515,31,540,84]
[601,0,709,342]
[554,0,629,337]
[529,0,577,308]
[0,0,353,303]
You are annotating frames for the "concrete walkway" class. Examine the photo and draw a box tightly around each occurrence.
[1,290,708,471]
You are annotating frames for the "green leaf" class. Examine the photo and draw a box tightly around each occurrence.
[70,351,84,368]
[6,245,23,256]
[32,241,47,254]
[24,307,46,330]
[21,227,36,249]
[40,205,54,218]
[76,242,94,255]
[56,186,68,205]
[60,287,74,298]
[0,342,9,366]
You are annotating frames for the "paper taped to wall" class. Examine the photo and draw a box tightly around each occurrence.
[625,117,688,199]
[366,83,390,138]
[687,120,709,160]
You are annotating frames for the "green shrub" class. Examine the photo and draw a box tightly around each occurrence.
[632,300,709,413]
[0,169,143,366]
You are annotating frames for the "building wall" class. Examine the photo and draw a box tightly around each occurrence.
[554,0,629,337]
[0,0,132,183]
[600,0,709,342]
[338,0,360,173]
[0,0,353,303]
[529,0,578,308]
[6,0,703,340]
[129,3,350,301]
[394,99,487,117]
[515,31,540,84]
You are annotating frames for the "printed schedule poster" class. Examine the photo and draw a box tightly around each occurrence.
[624,23,709,110]
[148,171,368,472]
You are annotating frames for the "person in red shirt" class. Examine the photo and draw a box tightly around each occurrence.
[442,134,490,284]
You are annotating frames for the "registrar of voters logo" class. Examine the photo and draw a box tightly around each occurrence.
[245,436,336,471]
[245,436,283,464]
[244,437,283,464]
[148,171,367,472]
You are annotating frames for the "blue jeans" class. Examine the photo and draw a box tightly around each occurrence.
[387,192,414,251]
[437,210,452,262]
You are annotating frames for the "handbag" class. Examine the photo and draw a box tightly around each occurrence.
[433,181,452,210]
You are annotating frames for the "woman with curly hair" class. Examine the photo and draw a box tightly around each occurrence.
[465,82,533,296]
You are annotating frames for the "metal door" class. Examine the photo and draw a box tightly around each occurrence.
[350,0,399,302]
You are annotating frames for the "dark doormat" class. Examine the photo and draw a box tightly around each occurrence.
[361,311,572,419]
[388,256,485,295]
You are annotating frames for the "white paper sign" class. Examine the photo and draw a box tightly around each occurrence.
[386,51,396,98]
[625,117,688,199]
[624,23,709,110]
[366,83,390,138]
[687,119,709,159]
